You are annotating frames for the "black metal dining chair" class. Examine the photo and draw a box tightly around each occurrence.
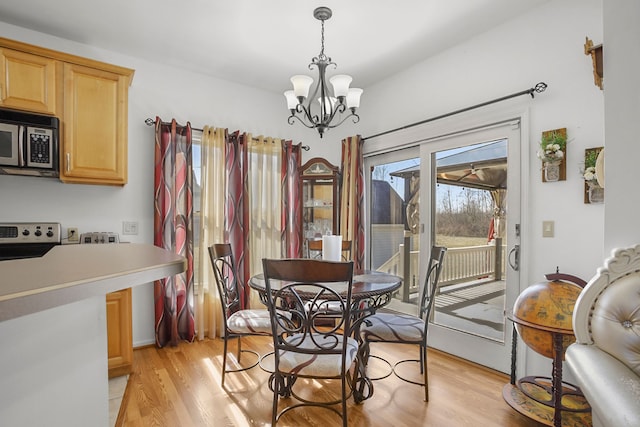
[208,243,272,387]
[261,258,356,427]
[360,246,447,401]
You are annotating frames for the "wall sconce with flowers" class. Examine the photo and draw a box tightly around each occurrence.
[583,147,604,204]
[538,128,567,182]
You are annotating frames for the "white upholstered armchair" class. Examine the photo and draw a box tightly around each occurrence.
[565,245,640,427]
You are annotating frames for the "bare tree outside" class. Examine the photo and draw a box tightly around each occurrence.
[436,184,493,247]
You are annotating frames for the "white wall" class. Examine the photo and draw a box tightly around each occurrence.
[356,0,604,376]
[602,0,640,253]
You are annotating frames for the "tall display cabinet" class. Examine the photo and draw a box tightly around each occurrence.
[300,157,341,257]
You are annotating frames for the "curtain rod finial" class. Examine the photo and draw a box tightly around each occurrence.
[531,82,548,98]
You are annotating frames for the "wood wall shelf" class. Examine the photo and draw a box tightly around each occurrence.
[584,37,603,90]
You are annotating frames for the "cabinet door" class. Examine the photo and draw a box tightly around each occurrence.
[62,63,128,185]
[300,158,341,256]
[106,288,133,378]
[0,48,58,114]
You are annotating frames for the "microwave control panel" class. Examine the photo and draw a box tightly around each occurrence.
[27,127,54,168]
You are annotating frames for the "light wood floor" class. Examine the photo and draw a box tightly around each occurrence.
[117,336,542,427]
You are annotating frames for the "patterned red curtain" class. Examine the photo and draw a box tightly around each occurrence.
[282,141,302,258]
[226,131,250,308]
[340,135,365,271]
[153,117,195,347]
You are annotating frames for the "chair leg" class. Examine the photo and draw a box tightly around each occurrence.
[236,336,242,362]
[341,375,348,427]
[422,345,429,402]
[272,374,280,426]
[221,336,229,387]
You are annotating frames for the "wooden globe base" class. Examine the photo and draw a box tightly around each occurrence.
[503,382,591,427]
[517,376,589,412]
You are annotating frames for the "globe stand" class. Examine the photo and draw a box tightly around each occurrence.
[503,273,591,427]
[503,325,591,427]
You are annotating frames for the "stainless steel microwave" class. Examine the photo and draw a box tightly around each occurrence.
[0,109,60,178]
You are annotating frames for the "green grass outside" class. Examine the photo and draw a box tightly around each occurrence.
[435,235,488,248]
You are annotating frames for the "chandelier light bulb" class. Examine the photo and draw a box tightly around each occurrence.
[290,75,314,99]
[346,88,363,109]
[318,96,337,115]
[329,75,352,99]
[284,90,298,110]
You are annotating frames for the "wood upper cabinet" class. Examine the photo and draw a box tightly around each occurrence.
[0,37,134,186]
[61,63,130,185]
[106,288,133,378]
[0,48,60,115]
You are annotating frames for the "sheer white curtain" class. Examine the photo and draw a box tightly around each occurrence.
[247,134,283,308]
[196,126,227,339]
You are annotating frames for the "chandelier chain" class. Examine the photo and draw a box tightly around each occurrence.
[319,19,326,60]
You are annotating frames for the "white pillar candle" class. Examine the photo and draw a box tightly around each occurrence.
[322,235,342,261]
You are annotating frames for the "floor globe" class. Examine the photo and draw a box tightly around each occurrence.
[511,277,582,359]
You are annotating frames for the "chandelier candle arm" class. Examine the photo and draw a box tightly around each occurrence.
[284,6,363,138]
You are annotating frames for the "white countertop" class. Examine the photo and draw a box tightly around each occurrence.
[0,243,186,321]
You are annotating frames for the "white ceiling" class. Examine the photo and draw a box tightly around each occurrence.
[0,0,550,94]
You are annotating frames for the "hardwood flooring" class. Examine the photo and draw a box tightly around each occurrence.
[118,336,542,426]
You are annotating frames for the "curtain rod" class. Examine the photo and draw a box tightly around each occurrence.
[363,82,548,141]
[144,118,310,151]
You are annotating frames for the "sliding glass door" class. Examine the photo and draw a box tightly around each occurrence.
[365,120,522,374]
[366,147,421,315]
[422,122,521,373]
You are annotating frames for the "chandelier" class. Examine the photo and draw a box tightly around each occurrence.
[284,6,363,138]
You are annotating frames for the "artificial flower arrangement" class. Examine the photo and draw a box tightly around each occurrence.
[537,132,567,163]
[582,147,604,203]
[583,149,599,185]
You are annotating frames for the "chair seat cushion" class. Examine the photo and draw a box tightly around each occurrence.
[227,309,272,335]
[277,333,359,377]
[361,312,424,343]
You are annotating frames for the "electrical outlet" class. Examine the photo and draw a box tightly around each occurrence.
[67,227,79,243]
[123,221,139,235]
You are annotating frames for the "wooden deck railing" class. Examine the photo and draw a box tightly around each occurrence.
[377,244,506,301]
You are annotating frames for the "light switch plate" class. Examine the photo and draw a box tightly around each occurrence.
[122,221,139,235]
[542,220,554,238]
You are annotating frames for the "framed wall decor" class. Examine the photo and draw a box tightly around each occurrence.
[583,147,604,204]
[539,128,567,182]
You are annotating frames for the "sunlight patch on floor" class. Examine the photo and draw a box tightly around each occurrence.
[108,375,128,427]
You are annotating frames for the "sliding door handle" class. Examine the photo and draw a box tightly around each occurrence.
[508,244,520,271]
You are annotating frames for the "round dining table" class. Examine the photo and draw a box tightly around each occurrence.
[249,270,401,315]
[249,269,402,402]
